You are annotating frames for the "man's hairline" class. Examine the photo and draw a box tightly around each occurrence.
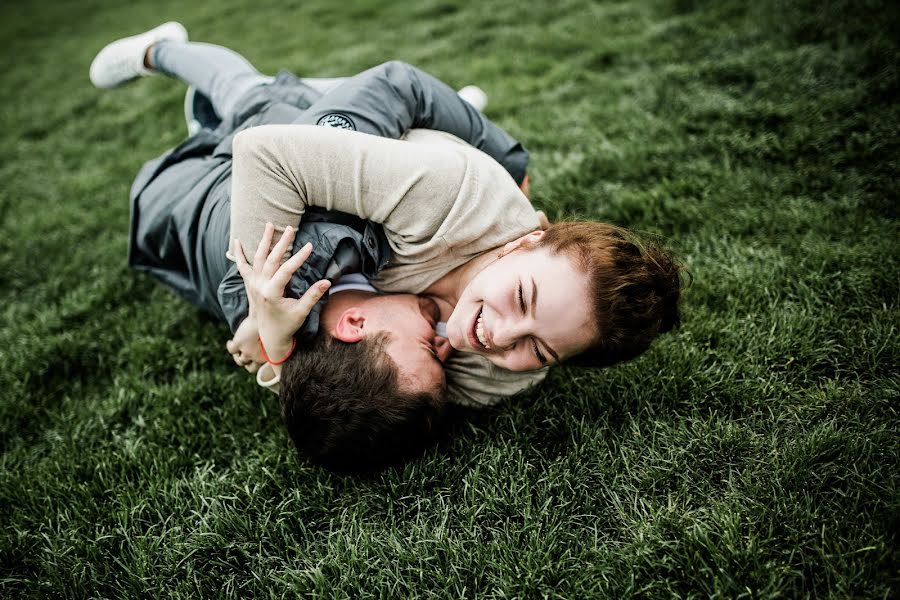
[325,329,444,399]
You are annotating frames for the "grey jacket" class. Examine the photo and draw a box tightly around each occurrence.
[128,67,528,340]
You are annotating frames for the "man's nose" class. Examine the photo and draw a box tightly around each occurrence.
[434,336,453,363]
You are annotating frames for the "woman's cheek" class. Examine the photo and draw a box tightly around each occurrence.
[490,352,527,372]
[449,320,466,350]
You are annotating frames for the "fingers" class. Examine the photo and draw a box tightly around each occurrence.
[290,279,331,321]
[232,238,250,275]
[271,242,313,290]
[233,224,316,301]
[253,222,276,271]
[244,362,261,374]
[263,225,296,277]
[231,349,262,373]
[519,173,530,198]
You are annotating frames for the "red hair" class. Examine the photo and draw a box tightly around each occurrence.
[538,221,687,368]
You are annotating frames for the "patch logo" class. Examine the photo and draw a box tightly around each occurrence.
[316,113,356,130]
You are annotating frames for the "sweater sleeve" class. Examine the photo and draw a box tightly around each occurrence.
[230,124,472,263]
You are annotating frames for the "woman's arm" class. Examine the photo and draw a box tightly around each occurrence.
[230,123,475,261]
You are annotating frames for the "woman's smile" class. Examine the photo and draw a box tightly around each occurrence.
[469,305,492,351]
[443,243,596,371]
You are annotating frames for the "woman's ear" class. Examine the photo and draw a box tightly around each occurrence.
[333,308,365,343]
[501,230,546,256]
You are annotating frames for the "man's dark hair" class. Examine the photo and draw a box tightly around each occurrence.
[279,331,445,473]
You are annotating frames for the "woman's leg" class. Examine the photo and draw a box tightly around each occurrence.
[91,24,348,119]
[149,41,274,120]
[150,41,352,119]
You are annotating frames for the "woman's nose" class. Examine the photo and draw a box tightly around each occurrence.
[490,317,526,350]
[434,336,453,363]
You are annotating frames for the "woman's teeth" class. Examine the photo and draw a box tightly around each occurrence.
[475,310,491,349]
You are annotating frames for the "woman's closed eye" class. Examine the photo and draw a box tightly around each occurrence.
[518,282,546,364]
[532,338,547,365]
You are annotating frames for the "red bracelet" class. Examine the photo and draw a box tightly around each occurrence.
[258,336,297,365]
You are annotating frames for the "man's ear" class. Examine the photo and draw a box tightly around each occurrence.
[501,230,545,256]
[333,308,366,343]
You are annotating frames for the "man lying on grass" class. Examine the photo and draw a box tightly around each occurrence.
[92,24,684,471]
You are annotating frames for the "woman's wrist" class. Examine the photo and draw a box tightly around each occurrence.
[258,334,295,364]
[257,315,299,360]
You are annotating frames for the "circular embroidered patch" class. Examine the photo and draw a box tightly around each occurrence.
[316,113,356,130]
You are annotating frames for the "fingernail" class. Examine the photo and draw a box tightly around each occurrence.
[319,280,331,291]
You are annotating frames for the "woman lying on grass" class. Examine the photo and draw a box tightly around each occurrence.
[91,23,685,471]
[221,53,688,458]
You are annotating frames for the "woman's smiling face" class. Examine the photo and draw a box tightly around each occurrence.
[445,236,597,371]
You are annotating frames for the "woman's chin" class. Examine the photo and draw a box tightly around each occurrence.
[448,335,481,356]
[447,329,466,352]
[445,314,468,351]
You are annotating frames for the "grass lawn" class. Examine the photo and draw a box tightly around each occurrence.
[1,0,897,596]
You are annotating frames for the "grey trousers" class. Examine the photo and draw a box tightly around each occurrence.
[151,40,344,119]
[149,41,527,184]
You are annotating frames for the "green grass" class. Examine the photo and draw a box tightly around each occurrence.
[1,0,898,597]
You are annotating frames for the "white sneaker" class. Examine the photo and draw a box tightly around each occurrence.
[89,22,188,88]
[457,85,488,112]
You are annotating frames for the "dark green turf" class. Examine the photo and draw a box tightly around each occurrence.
[1,0,897,597]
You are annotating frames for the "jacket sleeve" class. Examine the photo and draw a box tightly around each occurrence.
[291,61,528,184]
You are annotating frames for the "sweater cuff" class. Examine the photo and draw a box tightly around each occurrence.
[257,363,281,395]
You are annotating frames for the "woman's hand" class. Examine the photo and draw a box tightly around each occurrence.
[226,315,264,373]
[231,222,331,365]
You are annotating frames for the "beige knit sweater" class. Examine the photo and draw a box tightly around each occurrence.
[230,125,548,406]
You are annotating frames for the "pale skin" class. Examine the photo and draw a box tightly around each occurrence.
[230,223,597,384]
[226,213,554,373]
[422,230,596,371]
[231,223,331,378]
[231,223,452,391]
